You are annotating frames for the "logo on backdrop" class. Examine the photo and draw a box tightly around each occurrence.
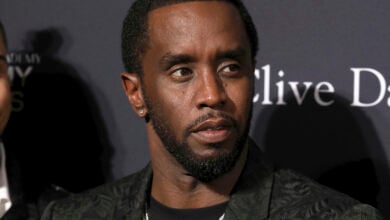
[6,52,40,112]
[253,65,389,107]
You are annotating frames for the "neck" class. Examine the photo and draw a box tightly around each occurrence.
[149,140,248,209]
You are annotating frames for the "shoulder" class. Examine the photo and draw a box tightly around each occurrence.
[270,169,383,219]
[41,165,152,220]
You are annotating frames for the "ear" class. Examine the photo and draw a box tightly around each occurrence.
[121,72,147,118]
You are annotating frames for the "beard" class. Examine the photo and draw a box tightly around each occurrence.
[143,92,252,183]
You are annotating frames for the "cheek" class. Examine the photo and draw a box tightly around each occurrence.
[225,79,253,122]
[147,85,190,127]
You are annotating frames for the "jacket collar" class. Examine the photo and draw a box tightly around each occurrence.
[121,164,152,219]
[225,139,274,220]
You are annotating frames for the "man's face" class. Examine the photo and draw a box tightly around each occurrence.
[141,1,254,181]
[0,34,11,134]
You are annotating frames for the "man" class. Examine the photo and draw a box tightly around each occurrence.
[42,0,383,219]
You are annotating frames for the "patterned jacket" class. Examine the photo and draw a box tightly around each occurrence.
[41,141,383,219]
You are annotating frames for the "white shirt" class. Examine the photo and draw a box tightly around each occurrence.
[0,141,12,217]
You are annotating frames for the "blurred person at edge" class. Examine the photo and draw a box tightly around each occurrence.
[0,20,13,219]
[0,21,70,220]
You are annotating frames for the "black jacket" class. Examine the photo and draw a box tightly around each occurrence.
[41,140,383,219]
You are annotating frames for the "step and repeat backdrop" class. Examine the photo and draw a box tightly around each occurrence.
[1,0,389,217]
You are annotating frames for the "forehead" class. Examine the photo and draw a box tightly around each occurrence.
[146,1,248,51]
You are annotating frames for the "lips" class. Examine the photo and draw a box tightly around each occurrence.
[190,118,234,144]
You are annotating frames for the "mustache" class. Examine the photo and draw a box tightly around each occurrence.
[185,111,239,134]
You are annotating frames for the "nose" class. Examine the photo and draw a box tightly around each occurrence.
[195,70,227,109]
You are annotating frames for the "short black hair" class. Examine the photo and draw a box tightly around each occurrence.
[0,21,7,50]
[121,0,258,76]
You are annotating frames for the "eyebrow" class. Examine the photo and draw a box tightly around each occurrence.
[215,47,247,61]
[158,47,248,70]
[159,53,196,70]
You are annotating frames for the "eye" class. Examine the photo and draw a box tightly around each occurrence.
[218,63,241,77]
[170,67,193,82]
